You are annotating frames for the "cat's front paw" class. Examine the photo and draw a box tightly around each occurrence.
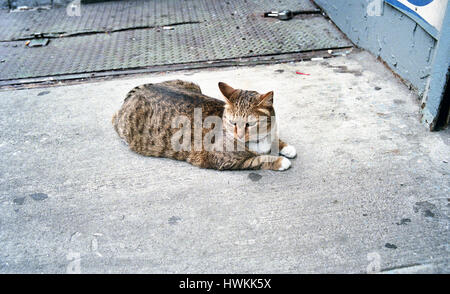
[276,157,291,171]
[280,145,297,159]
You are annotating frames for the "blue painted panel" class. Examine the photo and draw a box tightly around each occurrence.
[314,0,436,96]
[385,0,448,38]
[386,0,428,22]
[385,0,440,38]
[422,6,450,128]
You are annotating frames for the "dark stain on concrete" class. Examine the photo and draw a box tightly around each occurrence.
[168,216,181,225]
[396,218,411,225]
[335,67,362,76]
[248,173,262,182]
[29,193,48,201]
[37,91,50,96]
[13,197,25,205]
[385,243,397,249]
[321,61,362,76]
[413,201,437,218]
[337,234,349,243]
[274,69,284,73]
[424,209,435,218]
[374,86,382,91]
[393,99,405,104]
[376,112,391,119]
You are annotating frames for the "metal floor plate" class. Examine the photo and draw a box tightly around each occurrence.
[0,0,351,82]
[0,0,319,41]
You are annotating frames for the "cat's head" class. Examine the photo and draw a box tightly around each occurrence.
[219,82,275,143]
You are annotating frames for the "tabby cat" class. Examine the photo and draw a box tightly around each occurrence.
[112,80,296,171]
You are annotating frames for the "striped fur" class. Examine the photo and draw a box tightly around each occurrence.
[112,80,292,171]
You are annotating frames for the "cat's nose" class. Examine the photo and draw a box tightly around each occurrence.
[237,127,245,139]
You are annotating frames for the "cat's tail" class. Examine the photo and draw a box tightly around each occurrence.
[112,111,120,135]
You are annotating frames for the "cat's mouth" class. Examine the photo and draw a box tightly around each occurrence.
[233,133,270,143]
[225,131,248,143]
[248,132,269,143]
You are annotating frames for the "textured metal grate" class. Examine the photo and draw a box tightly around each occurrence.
[0,0,351,81]
[0,0,319,41]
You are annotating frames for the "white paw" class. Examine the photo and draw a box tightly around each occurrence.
[278,157,291,171]
[280,145,297,158]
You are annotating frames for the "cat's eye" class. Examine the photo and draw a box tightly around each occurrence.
[246,121,257,127]
[228,119,237,126]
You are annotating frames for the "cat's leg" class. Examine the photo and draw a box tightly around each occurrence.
[206,152,291,171]
[279,139,297,159]
[242,154,291,171]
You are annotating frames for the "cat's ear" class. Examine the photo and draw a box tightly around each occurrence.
[218,82,235,104]
[257,91,273,106]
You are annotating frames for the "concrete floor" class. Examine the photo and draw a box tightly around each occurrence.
[0,51,448,273]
